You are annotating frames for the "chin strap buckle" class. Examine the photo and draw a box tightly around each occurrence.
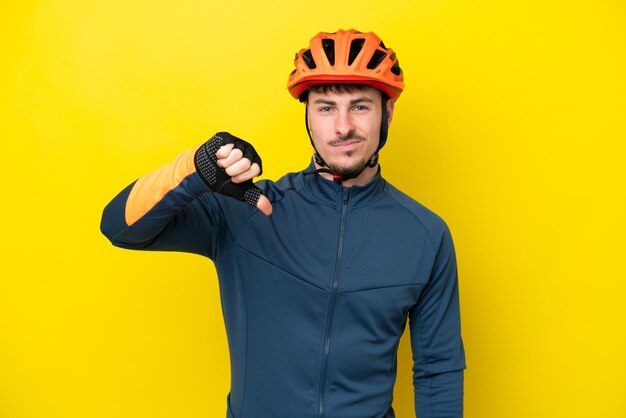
[332,174,344,184]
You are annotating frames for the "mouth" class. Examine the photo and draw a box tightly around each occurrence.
[330,138,364,148]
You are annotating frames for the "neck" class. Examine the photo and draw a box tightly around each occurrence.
[313,159,379,187]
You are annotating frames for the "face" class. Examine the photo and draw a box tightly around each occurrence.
[307,86,394,179]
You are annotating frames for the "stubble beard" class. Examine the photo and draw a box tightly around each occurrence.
[323,134,372,179]
[326,154,369,179]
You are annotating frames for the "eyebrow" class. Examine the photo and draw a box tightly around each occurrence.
[312,97,376,105]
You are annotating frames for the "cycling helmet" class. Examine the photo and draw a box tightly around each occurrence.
[288,29,405,183]
[288,29,404,102]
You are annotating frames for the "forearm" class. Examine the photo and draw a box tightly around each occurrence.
[100,148,215,251]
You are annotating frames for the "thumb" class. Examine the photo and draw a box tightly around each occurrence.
[257,194,273,216]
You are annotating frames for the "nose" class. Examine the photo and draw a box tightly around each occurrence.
[335,109,355,138]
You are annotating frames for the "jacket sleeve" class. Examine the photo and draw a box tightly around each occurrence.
[409,224,466,418]
[100,148,225,259]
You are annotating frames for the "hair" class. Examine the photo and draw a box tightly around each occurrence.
[299,84,375,102]
[299,84,389,105]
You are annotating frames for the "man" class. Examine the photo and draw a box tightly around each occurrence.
[101,29,465,418]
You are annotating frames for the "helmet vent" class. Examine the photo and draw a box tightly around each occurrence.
[302,49,317,69]
[367,49,387,69]
[287,29,405,101]
[391,59,401,76]
[322,39,335,65]
[348,39,365,65]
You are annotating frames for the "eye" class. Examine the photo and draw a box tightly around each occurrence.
[318,106,333,112]
[353,105,368,112]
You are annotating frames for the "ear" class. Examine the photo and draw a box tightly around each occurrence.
[385,99,395,126]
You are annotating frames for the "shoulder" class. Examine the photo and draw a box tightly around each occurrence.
[382,181,452,247]
[255,170,305,204]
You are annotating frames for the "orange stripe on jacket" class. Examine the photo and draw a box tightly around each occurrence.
[125,147,200,225]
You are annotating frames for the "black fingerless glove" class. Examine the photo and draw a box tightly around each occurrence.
[194,132,263,207]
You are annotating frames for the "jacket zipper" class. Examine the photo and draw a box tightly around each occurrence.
[318,187,350,418]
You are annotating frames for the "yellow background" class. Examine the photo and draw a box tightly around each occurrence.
[1,1,625,417]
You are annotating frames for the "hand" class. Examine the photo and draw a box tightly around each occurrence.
[216,138,273,216]
[194,132,272,216]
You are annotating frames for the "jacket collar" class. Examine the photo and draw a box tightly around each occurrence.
[299,160,386,209]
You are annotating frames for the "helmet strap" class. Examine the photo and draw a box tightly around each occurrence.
[379,95,389,151]
[367,153,379,168]
[304,105,329,167]
[364,95,388,168]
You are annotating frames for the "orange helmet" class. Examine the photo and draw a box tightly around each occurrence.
[288,29,405,101]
